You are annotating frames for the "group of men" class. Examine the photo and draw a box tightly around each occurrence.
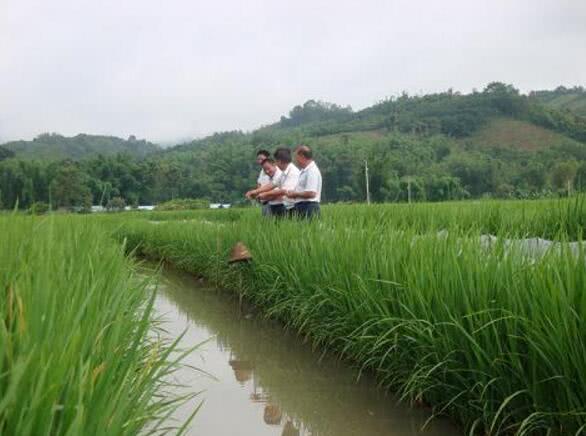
[245,145,322,219]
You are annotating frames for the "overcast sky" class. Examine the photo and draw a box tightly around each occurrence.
[1,0,585,144]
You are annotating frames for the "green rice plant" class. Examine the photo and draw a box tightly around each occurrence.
[0,214,197,435]
[113,201,586,435]
[117,195,586,240]
[141,208,243,223]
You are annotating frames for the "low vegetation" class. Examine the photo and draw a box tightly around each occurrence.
[155,198,209,211]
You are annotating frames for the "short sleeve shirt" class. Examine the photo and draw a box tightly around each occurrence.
[294,161,322,203]
[267,167,283,205]
[257,169,271,186]
[277,164,301,208]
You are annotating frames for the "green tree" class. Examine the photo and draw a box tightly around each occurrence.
[106,196,126,211]
[49,160,92,209]
[551,161,578,194]
[0,146,15,161]
[520,162,547,191]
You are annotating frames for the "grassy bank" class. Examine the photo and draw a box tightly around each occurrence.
[0,215,192,435]
[115,201,586,435]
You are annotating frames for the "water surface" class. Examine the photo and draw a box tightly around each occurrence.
[151,264,458,436]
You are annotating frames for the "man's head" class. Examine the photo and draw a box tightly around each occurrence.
[256,149,270,165]
[294,145,313,168]
[273,147,292,171]
[261,158,278,178]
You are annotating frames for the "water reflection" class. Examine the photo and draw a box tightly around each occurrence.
[150,264,458,436]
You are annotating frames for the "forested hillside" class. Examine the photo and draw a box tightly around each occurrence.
[158,82,586,203]
[2,82,586,210]
[2,133,159,160]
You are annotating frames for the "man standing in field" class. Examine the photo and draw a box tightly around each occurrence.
[246,158,286,216]
[256,158,285,217]
[245,149,271,216]
[256,147,300,217]
[286,145,322,219]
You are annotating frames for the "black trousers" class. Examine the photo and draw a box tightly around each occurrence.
[293,201,321,219]
[261,202,271,216]
[269,204,287,217]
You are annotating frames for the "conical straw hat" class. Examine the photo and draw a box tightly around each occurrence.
[229,360,253,383]
[263,404,282,425]
[228,242,252,263]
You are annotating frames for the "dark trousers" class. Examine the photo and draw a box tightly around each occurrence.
[293,201,321,219]
[261,203,271,216]
[269,204,287,218]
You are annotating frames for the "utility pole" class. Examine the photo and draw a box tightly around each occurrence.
[567,179,572,197]
[364,160,371,205]
[407,176,412,204]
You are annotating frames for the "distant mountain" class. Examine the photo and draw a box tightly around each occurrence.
[530,86,586,118]
[173,83,586,155]
[2,133,160,160]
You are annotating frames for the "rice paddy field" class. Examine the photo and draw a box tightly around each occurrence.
[2,196,586,435]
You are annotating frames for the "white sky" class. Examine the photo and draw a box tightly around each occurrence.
[0,0,585,144]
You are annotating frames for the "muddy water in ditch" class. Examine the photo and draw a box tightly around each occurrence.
[150,264,458,436]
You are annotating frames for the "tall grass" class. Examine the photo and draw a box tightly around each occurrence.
[115,200,586,435]
[0,215,194,435]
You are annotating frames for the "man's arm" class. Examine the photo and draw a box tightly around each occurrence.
[287,190,317,199]
[287,169,318,199]
[258,187,287,201]
[245,183,274,200]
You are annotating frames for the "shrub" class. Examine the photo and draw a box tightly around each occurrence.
[155,198,209,211]
[28,201,50,215]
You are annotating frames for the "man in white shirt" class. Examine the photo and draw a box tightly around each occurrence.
[245,158,285,216]
[255,149,271,188]
[246,149,271,215]
[286,145,322,219]
[254,148,301,218]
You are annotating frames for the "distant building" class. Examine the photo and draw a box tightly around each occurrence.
[91,205,106,213]
[209,203,231,209]
[91,204,154,212]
